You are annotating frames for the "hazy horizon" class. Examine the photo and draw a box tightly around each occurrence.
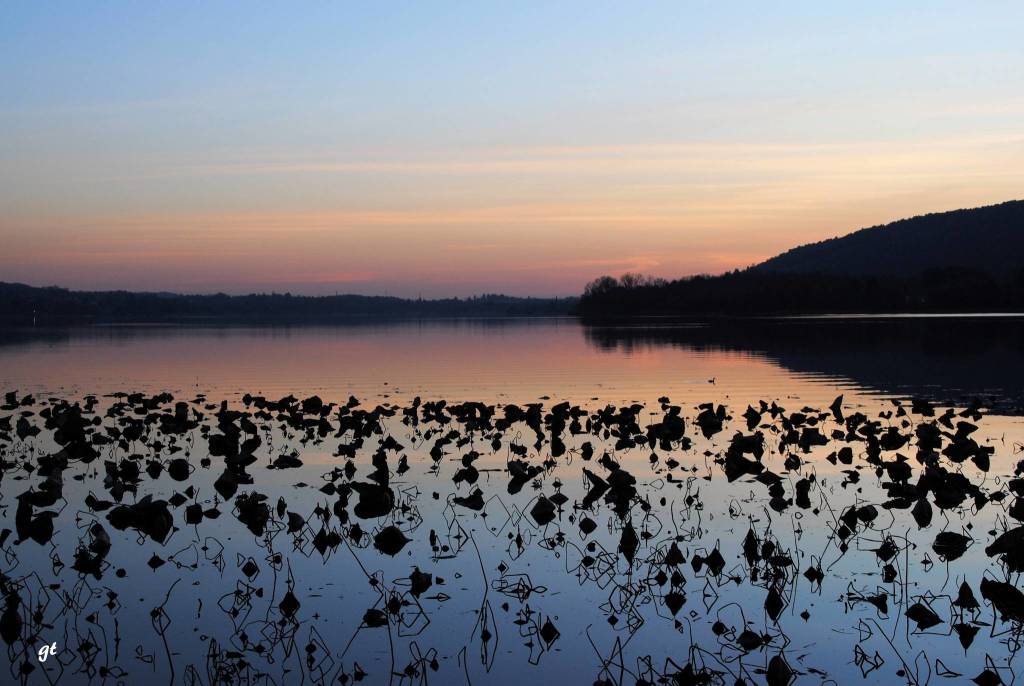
[3,2,1023,297]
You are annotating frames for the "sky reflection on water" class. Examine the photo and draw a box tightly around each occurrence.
[1,318,1024,685]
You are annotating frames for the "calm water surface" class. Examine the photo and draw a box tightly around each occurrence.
[4,316,1023,408]
[1,317,1023,685]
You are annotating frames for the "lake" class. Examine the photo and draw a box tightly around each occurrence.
[1,316,1024,685]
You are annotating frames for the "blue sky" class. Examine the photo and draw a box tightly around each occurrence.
[2,2,1022,295]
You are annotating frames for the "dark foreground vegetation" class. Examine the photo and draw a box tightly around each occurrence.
[0,282,576,325]
[579,200,1024,316]
[0,387,1019,684]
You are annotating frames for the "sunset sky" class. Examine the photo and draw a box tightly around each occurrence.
[2,2,1023,297]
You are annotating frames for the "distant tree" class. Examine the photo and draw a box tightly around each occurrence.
[618,272,644,289]
[0,282,578,325]
[616,273,668,289]
[583,276,619,298]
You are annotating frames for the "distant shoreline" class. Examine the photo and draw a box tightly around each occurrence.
[4,310,1024,333]
[0,281,579,326]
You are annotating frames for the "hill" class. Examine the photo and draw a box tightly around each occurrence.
[752,200,1024,276]
[577,200,1024,316]
[0,282,576,326]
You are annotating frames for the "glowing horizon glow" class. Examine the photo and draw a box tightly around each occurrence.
[2,2,1023,297]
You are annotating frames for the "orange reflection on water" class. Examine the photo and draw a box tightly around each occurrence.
[2,320,840,407]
